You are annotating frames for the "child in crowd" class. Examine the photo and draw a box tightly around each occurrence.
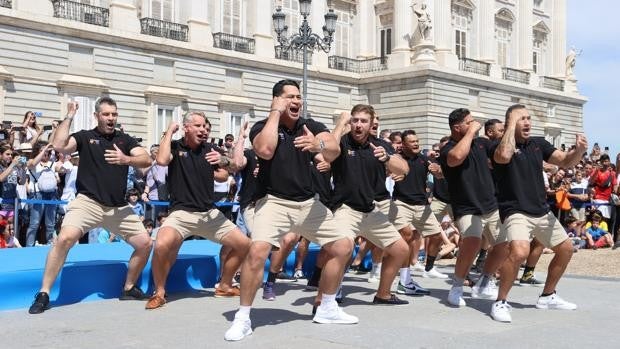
[585,214,613,249]
[126,188,145,221]
[143,219,154,237]
[565,216,586,250]
[437,215,459,259]
[0,219,22,248]
[150,211,169,241]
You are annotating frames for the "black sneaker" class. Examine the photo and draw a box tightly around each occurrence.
[520,276,544,286]
[276,271,296,281]
[119,285,146,300]
[372,294,409,305]
[28,292,50,314]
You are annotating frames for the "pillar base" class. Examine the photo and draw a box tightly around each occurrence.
[411,43,437,67]
[388,49,412,69]
[565,78,578,93]
[435,49,459,70]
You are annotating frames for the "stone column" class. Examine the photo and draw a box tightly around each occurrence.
[310,0,328,69]
[433,0,458,69]
[182,0,213,46]
[518,0,533,71]
[389,0,412,68]
[478,0,495,61]
[552,0,567,78]
[249,0,274,58]
[355,0,374,58]
[109,0,141,34]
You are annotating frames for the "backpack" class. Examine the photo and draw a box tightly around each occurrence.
[35,165,57,193]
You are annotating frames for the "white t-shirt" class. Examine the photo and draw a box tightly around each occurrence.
[61,162,78,202]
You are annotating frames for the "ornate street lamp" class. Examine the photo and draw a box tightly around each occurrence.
[273,0,337,118]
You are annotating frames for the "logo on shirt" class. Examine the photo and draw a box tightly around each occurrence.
[347,149,356,157]
[178,151,188,158]
[278,132,285,141]
[89,139,100,145]
[515,149,521,155]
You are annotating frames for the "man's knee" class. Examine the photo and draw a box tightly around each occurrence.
[323,238,354,260]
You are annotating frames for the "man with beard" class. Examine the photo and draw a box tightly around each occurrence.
[145,112,251,310]
[390,130,448,295]
[330,105,410,304]
[225,80,355,341]
[440,108,508,308]
[29,97,153,314]
[490,104,587,322]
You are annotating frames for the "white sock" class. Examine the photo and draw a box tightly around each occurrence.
[372,262,382,275]
[236,306,251,319]
[400,267,411,285]
[321,293,337,308]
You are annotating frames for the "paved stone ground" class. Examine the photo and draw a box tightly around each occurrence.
[5,265,617,349]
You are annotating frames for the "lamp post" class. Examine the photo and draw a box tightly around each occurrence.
[272,0,337,118]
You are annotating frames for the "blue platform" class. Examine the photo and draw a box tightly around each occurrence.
[0,240,333,311]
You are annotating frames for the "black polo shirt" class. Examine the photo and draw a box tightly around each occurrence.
[238,149,263,211]
[166,138,218,212]
[439,137,497,218]
[249,117,330,201]
[72,128,139,207]
[432,177,450,203]
[491,137,556,221]
[394,153,430,206]
[372,137,394,201]
[331,134,393,212]
[311,161,333,209]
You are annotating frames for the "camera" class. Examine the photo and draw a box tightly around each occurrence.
[43,125,53,131]
[34,112,42,117]
[133,137,143,143]
[12,126,24,132]
[18,156,28,165]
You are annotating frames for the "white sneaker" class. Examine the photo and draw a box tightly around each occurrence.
[367,270,380,283]
[411,263,425,273]
[536,293,577,310]
[447,285,466,307]
[490,300,512,323]
[422,267,449,279]
[471,277,498,300]
[313,305,359,324]
[224,316,252,341]
[293,269,306,279]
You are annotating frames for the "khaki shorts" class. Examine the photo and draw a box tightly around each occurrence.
[251,194,344,248]
[62,194,146,240]
[374,199,392,215]
[241,205,256,236]
[389,200,441,237]
[333,204,402,249]
[162,209,237,242]
[455,210,503,245]
[501,212,569,248]
[430,198,453,220]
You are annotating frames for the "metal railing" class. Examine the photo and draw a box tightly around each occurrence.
[212,32,255,54]
[0,0,12,9]
[540,76,565,91]
[328,56,387,73]
[51,0,109,27]
[502,67,530,84]
[459,57,491,76]
[140,17,189,42]
[274,45,313,64]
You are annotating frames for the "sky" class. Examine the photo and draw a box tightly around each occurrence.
[567,0,620,157]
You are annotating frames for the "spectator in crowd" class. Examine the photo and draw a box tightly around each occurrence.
[379,129,391,143]
[150,211,169,241]
[585,214,613,249]
[438,215,459,259]
[564,216,585,250]
[28,98,153,314]
[143,219,154,237]
[589,143,602,162]
[1,218,22,248]
[126,188,145,221]
[224,134,235,154]
[568,169,590,222]
[19,111,43,146]
[0,143,28,220]
[58,152,79,215]
[25,143,59,246]
[588,154,617,220]
[141,144,168,223]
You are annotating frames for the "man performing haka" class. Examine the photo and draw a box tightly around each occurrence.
[225,80,356,341]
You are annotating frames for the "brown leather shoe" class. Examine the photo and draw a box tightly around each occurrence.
[214,286,241,298]
[145,295,166,310]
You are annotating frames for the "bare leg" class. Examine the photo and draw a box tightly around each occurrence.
[218,228,251,291]
[150,227,183,298]
[376,239,408,299]
[542,239,573,295]
[124,232,153,291]
[295,237,310,271]
[453,236,482,279]
[39,226,83,293]
[318,238,354,295]
[497,241,530,301]
[240,241,272,306]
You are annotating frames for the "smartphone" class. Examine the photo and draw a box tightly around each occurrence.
[18,156,28,165]
[12,126,24,132]
[34,112,43,117]
[605,146,609,151]
[43,125,53,131]
[218,139,224,147]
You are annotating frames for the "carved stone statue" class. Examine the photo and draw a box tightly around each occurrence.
[413,3,432,42]
[565,46,582,79]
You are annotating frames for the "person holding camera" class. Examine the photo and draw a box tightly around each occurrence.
[0,143,28,220]
[25,143,60,246]
[140,144,168,223]
[19,111,43,146]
